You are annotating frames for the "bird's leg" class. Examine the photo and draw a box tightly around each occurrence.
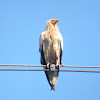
[58,65,60,70]
[46,63,50,69]
[56,60,60,70]
[58,64,63,70]
[61,64,63,67]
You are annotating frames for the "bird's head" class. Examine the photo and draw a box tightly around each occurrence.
[50,19,60,25]
[46,19,60,31]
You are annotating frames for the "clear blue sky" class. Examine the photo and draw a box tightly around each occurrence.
[0,0,100,100]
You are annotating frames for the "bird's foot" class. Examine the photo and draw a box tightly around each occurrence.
[60,64,63,67]
[56,64,63,70]
[46,63,50,69]
[56,64,60,70]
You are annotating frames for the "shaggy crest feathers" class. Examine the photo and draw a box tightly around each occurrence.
[45,19,59,31]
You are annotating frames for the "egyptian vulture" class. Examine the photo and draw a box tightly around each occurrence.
[39,19,63,91]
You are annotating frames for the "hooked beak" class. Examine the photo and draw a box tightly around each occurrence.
[57,19,60,22]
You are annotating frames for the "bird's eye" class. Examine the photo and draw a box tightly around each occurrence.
[52,20,54,21]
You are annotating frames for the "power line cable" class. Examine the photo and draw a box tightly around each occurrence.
[0,64,100,68]
[0,69,100,73]
[0,64,100,73]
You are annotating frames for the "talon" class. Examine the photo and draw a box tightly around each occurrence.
[46,63,50,69]
[56,64,61,70]
[61,64,63,67]
[58,65,60,70]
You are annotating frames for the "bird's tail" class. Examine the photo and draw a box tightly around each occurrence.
[51,85,56,91]
[45,70,59,91]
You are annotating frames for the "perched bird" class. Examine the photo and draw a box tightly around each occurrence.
[39,19,63,91]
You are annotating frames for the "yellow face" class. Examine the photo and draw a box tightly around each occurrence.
[51,19,59,25]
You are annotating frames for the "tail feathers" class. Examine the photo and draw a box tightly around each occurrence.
[51,85,56,91]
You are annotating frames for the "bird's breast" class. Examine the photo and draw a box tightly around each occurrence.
[43,33,60,64]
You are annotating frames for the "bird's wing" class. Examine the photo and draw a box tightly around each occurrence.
[58,32,63,64]
[39,32,46,65]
